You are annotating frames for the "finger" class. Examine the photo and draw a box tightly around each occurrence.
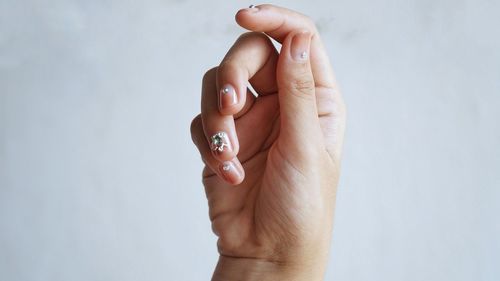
[276,30,323,150]
[217,32,279,116]
[236,4,336,89]
[202,68,249,163]
[190,114,245,185]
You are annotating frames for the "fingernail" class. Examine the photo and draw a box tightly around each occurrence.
[219,84,238,110]
[246,4,259,12]
[210,131,232,155]
[220,160,244,184]
[290,31,312,61]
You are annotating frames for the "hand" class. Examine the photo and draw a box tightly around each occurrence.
[190,4,346,281]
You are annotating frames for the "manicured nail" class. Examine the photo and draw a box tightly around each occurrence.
[210,131,232,155]
[290,31,312,61]
[246,4,259,12]
[219,84,238,110]
[220,160,244,184]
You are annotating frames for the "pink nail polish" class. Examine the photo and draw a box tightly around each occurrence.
[219,84,238,110]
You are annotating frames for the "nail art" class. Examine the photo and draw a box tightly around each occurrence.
[290,31,312,61]
[246,4,259,12]
[210,131,230,153]
[219,84,238,109]
[219,160,244,185]
[222,162,231,171]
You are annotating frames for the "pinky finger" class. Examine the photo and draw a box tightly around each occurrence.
[190,114,245,185]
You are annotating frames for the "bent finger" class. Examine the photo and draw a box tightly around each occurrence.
[217,32,279,116]
[201,68,247,163]
[236,4,336,89]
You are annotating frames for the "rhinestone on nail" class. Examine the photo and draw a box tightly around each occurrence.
[211,132,229,152]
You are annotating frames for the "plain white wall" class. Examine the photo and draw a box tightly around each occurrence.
[1,0,499,280]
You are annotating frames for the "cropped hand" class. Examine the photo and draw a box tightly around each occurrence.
[190,4,346,280]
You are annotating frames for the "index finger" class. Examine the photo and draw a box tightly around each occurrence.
[235,4,337,89]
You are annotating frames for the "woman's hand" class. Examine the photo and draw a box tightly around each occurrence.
[190,4,346,281]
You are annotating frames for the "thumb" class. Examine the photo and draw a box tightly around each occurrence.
[276,30,321,149]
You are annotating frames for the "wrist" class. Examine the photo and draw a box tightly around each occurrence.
[211,255,327,281]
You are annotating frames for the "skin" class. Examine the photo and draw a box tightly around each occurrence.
[190,4,346,281]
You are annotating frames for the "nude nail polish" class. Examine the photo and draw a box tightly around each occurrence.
[220,160,243,184]
[290,31,312,61]
[219,84,238,110]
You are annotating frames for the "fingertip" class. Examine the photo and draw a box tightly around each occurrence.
[235,4,262,30]
[234,10,249,29]
[236,4,260,16]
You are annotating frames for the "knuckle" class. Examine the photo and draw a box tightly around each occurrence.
[217,60,244,83]
[202,67,217,84]
[237,31,253,40]
[291,11,318,33]
[290,78,315,93]
[218,59,236,72]
[281,78,316,101]
[217,57,240,78]
[202,166,216,181]
[189,114,202,140]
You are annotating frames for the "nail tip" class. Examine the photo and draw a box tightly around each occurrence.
[241,4,259,13]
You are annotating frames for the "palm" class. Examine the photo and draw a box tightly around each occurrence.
[204,88,337,258]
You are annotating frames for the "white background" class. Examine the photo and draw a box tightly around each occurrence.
[1,0,499,280]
